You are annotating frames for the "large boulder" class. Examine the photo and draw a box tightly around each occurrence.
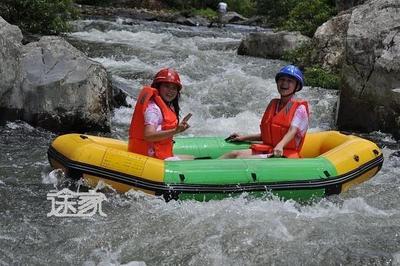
[337,0,400,139]
[0,17,113,133]
[311,12,351,71]
[238,31,310,59]
[0,17,22,104]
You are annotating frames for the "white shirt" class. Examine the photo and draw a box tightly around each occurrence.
[291,105,309,147]
[144,101,163,157]
[217,2,228,13]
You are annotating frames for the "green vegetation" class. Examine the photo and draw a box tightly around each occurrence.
[304,67,340,90]
[282,42,313,67]
[226,0,256,17]
[256,0,297,26]
[256,0,336,37]
[282,43,340,90]
[0,0,77,35]
[192,8,218,20]
[281,0,336,37]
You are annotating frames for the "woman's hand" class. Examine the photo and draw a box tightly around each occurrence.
[225,133,245,142]
[273,125,298,157]
[273,144,284,157]
[175,121,190,134]
[225,133,261,142]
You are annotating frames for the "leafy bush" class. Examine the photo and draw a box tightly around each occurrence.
[304,66,340,90]
[282,42,313,67]
[280,0,336,37]
[0,0,77,35]
[225,0,256,17]
[255,0,297,26]
[192,8,218,20]
[282,43,340,90]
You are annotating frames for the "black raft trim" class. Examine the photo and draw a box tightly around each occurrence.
[48,146,384,197]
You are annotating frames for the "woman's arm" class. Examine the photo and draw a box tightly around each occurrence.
[143,121,190,142]
[273,125,297,156]
[228,133,261,142]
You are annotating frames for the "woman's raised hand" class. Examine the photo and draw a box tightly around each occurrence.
[175,120,190,134]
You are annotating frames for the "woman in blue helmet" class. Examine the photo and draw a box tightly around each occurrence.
[220,65,309,159]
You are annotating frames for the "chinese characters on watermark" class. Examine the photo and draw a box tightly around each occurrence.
[47,188,107,217]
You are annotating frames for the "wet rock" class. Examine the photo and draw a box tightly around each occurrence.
[224,11,247,23]
[337,0,400,139]
[239,16,265,26]
[238,31,310,59]
[0,17,22,88]
[173,15,209,27]
[0,17,115,133]
[0,17,22,120]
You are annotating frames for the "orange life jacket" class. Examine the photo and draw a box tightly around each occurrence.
[128,86,178,159]
[251,98,309,158]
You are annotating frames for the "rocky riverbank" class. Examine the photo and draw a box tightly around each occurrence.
[77,4,249,27]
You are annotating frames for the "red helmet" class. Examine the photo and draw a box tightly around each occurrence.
[151,68,182,90]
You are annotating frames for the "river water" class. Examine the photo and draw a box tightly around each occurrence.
[0,18,399,265]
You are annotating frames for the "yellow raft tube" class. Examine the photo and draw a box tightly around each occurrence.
[47,131,383,201]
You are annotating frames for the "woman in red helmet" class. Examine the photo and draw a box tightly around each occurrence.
[128,68,192,160]
[220,65,309,159]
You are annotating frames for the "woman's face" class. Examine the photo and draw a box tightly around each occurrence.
[159,83,179,102]
[277,76,297,97]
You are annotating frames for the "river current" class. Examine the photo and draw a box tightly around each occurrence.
[0,18,399,265]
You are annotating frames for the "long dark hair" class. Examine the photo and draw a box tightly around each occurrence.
[170,92,181,122]
[154,84,181,122]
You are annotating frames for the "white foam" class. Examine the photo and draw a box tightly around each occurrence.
[112,96,136,125]
[92,57,153,74]
[42,169,64,185]
[393,251,400,266]
[6,121,35,131]
[83,247,121,266]
[70,29,171,47]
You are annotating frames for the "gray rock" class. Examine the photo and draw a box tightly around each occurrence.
[0,17,23,45]
[174,15,209,27]
[0,17,113,133]
[311,12,351,71]
[337,0,400,139]
[238,31,310,59]
[224,11,247,23]
[0,17,22,111]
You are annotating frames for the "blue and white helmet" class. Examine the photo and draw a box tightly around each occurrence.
[275,65,304,91]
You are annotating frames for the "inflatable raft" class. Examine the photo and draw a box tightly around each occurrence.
[47,131,383,202]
